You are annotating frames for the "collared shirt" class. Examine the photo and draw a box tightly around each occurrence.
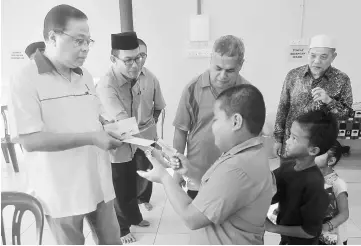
[96,66,166,163]
[274,65,353,144]
[8,50,115,218]
[190,137,274,245]
[173,69,249,190]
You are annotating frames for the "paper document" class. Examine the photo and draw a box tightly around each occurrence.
[122,137,155,147]
[104,117,140,136]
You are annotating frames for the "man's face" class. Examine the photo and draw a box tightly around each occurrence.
[212,100,237,153]
[113,48,141,79]
[308,47,336,77]
[53,18,91,68]
[285,121,319,158]
[209,53,242,90]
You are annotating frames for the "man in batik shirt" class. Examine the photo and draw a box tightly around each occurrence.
[274,34,353,157]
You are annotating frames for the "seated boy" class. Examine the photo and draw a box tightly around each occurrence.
[265,110,338,244]
[138,84,274,244]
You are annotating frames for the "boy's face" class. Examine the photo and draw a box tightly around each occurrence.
[285,121,320,158]
[212,100,242,153]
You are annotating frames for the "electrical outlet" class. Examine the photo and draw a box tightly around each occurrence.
[188,49,212,58]
[289,39,309,46]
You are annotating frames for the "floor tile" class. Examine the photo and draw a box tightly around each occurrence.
[347,219,361,238]
[264,234,281,245]
[348,237,361,245]
[157,200,191,234]
[1,206,34,233]
[154,233,190,245]
[20,228,56,245]
[130,233,157,245]
[349,206,361,228]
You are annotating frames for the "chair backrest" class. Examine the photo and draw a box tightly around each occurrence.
[1,192,44,245]
[1,105,9,139]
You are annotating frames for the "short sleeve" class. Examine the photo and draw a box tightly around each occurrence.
[333,178,348,198]
[300,183,329,236]
[8,73,44,137]
[153,77,166,110]
[192,166,258,224]
[173,85,192,132]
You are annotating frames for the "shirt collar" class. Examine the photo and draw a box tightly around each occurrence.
[33,49,83,75]
[201,69,244,88]
[222,136,264,157]
[303,64,334,80]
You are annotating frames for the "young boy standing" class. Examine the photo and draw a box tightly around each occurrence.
[266,110,338,244]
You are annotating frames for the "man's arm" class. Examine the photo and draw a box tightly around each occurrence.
[18,131,122,152]
[96,83,129,121]
[326,77,353,119]
[153,109,162,124]
[266,219,314,238]
[274,73,292,143]
[160,174,211,230]
[173,128,188,155]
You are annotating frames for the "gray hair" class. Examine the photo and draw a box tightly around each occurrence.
[213,35,245,63]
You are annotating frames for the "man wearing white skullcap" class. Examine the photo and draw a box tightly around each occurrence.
[274,34,353,157]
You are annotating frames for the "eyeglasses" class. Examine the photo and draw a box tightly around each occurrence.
[55,31,95,48]
[139,52,147,59]
[115,55,144,66]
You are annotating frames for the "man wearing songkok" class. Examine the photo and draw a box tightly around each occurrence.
[96,32,161,244]
[274,34,353,157]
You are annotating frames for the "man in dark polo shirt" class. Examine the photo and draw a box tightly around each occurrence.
[139,84,274,244]
[266,110,337,244]
[173,35,249,199]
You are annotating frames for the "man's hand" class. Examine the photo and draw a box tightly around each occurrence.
[265,217,278,233]
[99,115,115,125]
[312,87,332,104]
[137,148,170,183]
[168,153,192,177]
[91,131,124,150]
[273,142,283,157]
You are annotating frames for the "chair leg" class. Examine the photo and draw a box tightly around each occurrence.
[7,143,19,172]
[1,214,6,245]
[1,142,10,163]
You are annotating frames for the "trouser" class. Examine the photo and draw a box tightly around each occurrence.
[134,149,153,204]
[46,200,121,245]
[187,190,198,200]
[112,161,143,237]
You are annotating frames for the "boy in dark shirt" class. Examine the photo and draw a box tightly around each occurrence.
[265,110,338,245]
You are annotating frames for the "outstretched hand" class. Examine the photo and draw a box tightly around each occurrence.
[137,148,170,183]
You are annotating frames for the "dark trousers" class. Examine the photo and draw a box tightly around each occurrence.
[112,161,143,237]
[135,149,153,204]
[187,190,198,200]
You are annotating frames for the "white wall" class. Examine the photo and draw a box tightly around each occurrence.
[2,0,360,143]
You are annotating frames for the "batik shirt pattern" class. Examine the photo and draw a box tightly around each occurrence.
[274,65,353,148]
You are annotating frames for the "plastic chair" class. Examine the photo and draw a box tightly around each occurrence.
[1,106,20,172]
[1,192,44,245]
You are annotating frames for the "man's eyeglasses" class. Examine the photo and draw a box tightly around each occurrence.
[115,55,145,66]
[139,52,147,59]
[55,30,95,48]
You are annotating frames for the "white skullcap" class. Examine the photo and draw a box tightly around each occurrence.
[309,34,336,49]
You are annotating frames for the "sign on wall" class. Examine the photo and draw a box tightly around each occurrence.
[288,45,308,62]
[10,51,25,60]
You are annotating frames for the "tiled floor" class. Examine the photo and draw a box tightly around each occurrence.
[1,142,361,245]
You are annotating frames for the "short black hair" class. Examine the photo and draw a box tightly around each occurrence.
[295,110,338,156]
[43,4,87,40]
[327,140,349,166]
[217,84,266,135]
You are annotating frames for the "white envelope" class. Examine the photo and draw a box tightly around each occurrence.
[122,137,155,147]
[104,117,140,136]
